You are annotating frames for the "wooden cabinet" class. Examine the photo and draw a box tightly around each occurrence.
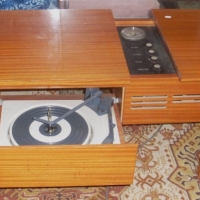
[0,10,137,188]
[116,10,200,125]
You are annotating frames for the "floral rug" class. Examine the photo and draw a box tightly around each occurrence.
[0,90,199,199]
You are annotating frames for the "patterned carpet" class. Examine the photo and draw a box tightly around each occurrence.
[0,89,199,199]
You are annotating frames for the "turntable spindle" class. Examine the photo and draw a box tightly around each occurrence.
[46,108,56,135]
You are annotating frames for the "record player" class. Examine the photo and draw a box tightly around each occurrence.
[0,97,120,146]
[0,89,138,188]
[0,8,200,188]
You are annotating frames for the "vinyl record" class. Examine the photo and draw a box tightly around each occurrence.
[9,106,91,145]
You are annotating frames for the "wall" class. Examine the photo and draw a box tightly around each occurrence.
[68,0,160,18]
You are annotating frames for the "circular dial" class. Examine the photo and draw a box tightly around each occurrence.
[121,27,146,41]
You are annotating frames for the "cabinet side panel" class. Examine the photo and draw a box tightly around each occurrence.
[123,76,200,124]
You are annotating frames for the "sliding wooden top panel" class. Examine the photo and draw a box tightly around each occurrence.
[0,10,129,89]
[152,9,200,82]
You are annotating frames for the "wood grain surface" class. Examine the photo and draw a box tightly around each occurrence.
[115,14,200,125]
[0,10,129,89]
[122,74,200,124]
[0,144,138,187]
[0,95,138,187]
[152,9,200,82]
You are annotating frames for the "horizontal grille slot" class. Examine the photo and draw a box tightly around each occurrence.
[173,94,200,104]
[132,95,168,100]
[131,106,166,110]
[131,95,167,110]
[132,101,167,104]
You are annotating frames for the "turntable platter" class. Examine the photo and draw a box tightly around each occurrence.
[0,100,121,146]
[9,106,91,146]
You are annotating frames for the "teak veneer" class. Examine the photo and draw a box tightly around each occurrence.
[0,9,130,89]
[119,9,200,124]
[1,8,200,187]
[0,10,137,188]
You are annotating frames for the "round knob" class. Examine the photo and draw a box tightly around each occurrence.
[154,64,161,69]
[153,64,162,73]
[146,43,153,48]
[148,49,155,54]
[150,56,158,63]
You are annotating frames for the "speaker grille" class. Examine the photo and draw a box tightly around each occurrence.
[131,95,168,110]
[172,94,200,103]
